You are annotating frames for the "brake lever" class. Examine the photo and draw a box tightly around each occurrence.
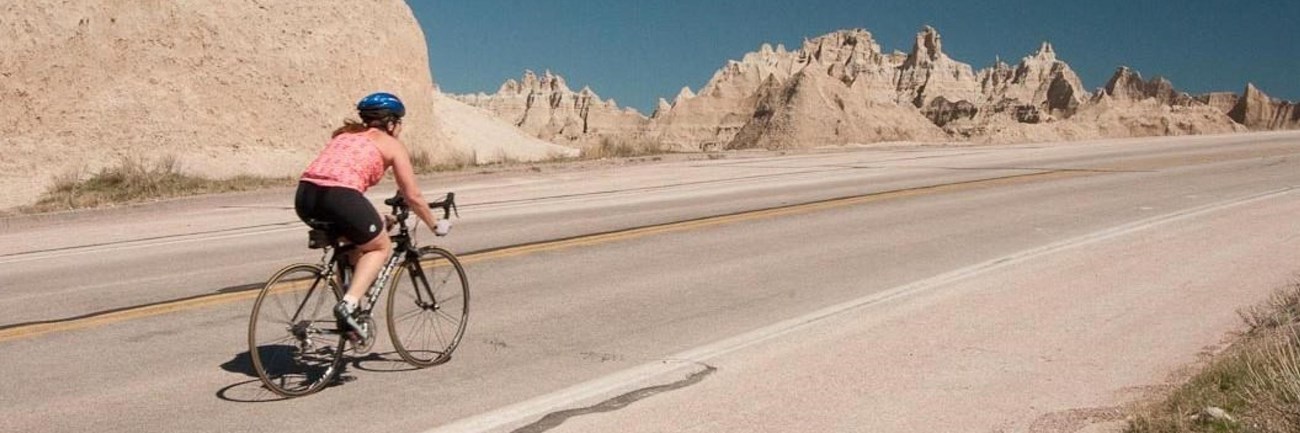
[443,192,458,220]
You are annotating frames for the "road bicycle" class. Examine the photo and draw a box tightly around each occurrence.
[248,192,468,397]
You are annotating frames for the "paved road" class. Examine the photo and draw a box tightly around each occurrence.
[2,132,1299,432]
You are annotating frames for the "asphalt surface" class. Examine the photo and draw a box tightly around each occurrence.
[2,132,1299,432]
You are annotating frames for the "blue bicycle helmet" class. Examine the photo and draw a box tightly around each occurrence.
[356,92,406,120]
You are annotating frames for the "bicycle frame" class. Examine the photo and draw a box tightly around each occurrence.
[250,191,461,397]
[318,205,437,321]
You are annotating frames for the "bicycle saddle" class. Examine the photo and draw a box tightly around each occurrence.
[305,219,338,249]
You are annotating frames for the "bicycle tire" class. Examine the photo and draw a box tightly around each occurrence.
[248,263,347,397]
[387,246,469,367]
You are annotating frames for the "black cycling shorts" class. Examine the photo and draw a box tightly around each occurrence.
[295,181,384,245]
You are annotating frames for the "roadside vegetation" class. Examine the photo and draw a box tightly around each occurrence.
[411,148,477,174]
[412,137,681,177]
[581,136,669,159]
[25,155,290,213]
[1126,283,1300,433]
[406,135,713,176]
[16,140,709,215]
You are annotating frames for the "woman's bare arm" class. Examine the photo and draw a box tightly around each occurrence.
[382,136,439,229]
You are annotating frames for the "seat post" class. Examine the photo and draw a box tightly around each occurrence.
[333,243,359,288]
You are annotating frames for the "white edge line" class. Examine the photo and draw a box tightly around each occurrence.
[426,186,1295,433]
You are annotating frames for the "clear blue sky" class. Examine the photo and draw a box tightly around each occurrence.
[409,0,1299,114]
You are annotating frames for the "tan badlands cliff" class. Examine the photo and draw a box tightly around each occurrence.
[1,0,572,209]
[464,27,1287,151]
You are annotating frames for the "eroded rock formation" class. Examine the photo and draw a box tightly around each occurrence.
[978,43,1088,117]
[1101,67,1194,106]
[432,92,579,164]
[895,26,982,108]
[729,68,948,149]
[1080,67,1245,137]
[645,27,1113,149]
[460,26,1263,152]
[1196,92,1240,115]
[965,66,1245,143]
[452,70,648,145]
[647,42,806,150]
[656,29,952,150]
[1228,83,1300,130]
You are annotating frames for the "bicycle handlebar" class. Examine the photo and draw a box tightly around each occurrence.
[385,192,458,220]
[429,192,458,220]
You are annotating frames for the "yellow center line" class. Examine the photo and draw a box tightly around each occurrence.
[0,170,1088,343]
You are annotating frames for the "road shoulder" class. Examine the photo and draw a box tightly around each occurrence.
[547,190,1300,432]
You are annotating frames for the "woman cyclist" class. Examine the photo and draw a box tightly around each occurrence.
[295,92,447,341]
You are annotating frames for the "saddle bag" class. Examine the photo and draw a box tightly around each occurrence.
[308,229,332,249]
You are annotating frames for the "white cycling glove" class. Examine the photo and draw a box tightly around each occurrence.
[434,219,452,236]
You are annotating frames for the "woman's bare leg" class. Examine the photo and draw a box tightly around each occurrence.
[344,233,391,304]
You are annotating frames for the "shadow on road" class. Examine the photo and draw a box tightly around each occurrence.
[216,349,357,403]
[215,282,262,294]
[216,379,290,403]
[220,350,259,377]
[216,347,444,403]
[350,351,422,373]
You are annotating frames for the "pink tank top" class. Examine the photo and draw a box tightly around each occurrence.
[300,132,386,193]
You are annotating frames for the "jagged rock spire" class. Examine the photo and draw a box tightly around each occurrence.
[1034,42,1056,61]
[907,25,944,65]
[674,86,696,105]
[1102,66,1191,105]
[452,70,647,144]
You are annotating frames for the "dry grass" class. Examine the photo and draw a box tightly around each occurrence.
[15,139,685,214]
[581,136,668,159]
[411,136,680,174]
[411,148,477,174]
[24,155,290,213]
[1126,284,1300,433]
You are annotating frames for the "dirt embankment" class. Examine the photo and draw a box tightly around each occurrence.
[1,1,444,209]
[2,1,580,211]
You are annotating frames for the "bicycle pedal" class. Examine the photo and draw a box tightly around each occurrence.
[343,330,363,344]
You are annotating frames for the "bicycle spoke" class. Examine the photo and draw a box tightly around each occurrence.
[307,290,328,321]
[422,315,437,357]
[418,305,444,353]
[403,316,423,353]
[270,294,294,323]
[250,264,344,397]
[435,293,463,304]
[396,289,417,305]
[393,308,423,323]
[255,334,296,347]
[388,248,467,367]
[429,313,447,352]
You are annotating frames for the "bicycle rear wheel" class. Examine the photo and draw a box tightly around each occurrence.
[387,246,469,367]
[248,263,347,397]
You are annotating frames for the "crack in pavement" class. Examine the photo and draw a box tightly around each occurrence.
[510,363,718,433]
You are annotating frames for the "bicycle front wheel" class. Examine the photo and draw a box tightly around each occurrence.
[387,246,469,367]
[248,263,347,397]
